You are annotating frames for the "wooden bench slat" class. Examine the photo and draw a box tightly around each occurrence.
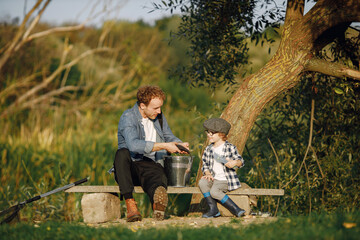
[65,186,284,196]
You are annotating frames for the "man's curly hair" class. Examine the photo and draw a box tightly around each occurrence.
[137,85,166,106]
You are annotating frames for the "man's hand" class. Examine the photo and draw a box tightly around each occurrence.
[178,142,190,149]
[175,142,190,154]
[152,142,190,154]
[166,142,184,153]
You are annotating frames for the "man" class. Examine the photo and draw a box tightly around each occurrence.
[113,85,189,222]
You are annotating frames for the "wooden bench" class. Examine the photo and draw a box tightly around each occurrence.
[65,185,284,196]
[65,185,284,223]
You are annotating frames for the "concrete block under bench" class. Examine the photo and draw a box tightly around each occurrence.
[81,193,121,224]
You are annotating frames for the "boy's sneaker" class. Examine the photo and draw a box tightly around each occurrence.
[152,186,168,220]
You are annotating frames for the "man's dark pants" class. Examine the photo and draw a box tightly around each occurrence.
[113,148,167,204]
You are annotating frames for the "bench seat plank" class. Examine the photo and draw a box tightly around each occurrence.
[65,186,284,196]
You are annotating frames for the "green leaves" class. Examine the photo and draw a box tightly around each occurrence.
[159,0,256,89]
[155,0,285,90]
[334,87,344,95]
[242,71,360,214]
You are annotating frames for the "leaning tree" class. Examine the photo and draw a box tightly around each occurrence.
[223,0,360,153]
[158,0,360,211]
[160,0,360,164]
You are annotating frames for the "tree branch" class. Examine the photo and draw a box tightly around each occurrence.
[284,0,305,26]
[306,58,360,81]
[304,0,360,45]
[0,0,47,70]
[24,24,85,43]
[21,0,51,43]
[15,1,84,52]
[0,0,123,71]
[20,86,81,110]
[0,73,41,103]
[0,47,114,118]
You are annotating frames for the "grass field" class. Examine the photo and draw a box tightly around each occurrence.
[1,211,359,240]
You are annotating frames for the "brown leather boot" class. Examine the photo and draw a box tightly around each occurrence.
[152,186,168,220]
[125,198,142,222]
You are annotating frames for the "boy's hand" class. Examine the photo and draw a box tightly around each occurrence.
[202,173,214,182]
[225,158,242,169]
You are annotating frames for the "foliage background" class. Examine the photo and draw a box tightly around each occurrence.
[0,11,359,223]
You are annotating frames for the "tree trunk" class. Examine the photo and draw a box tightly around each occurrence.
[190,0,360,210]
[222,0,360,153]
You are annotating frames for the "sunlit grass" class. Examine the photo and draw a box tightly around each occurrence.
[0,101,207,222]
[1,211,359,240]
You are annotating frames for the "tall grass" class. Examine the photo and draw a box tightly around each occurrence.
[0,80,216,221]
[0,116,117,221]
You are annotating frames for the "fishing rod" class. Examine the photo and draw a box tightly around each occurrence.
[0,177,88,225]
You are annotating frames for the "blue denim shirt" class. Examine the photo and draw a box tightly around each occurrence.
[117,103,181,162]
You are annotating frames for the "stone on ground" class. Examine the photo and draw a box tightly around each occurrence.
[81,193,121,223]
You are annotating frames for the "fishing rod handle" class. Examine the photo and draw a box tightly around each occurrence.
[25,195,41,204]
[73,178,88,186]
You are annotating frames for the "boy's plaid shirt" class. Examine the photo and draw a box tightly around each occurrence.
[201,141,244,191]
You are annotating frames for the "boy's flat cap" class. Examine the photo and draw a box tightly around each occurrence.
[203,118,231,135]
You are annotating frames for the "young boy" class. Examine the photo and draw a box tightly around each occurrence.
[199,117,246,218]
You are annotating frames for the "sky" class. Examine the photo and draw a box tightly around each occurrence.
[0,0,357,30]
[0,0,181,26]
[0,0,306,27]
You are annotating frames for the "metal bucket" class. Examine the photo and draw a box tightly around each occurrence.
[164,156,193,187]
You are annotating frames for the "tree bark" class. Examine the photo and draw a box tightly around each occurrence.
[222,0,360,153]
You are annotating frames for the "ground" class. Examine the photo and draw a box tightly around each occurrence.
[83,214,277,229]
